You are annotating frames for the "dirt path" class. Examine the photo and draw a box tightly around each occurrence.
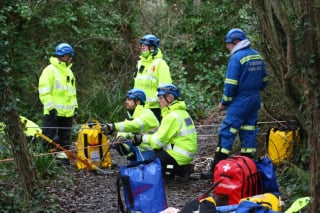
[48,113,274,212]
[49,122,220,213]
[53,165,213,212]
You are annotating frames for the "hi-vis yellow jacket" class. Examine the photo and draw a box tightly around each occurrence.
[142,101,198,165]
[115,105,159,152]
[38,57,78,117]
[134,49,172,109]
[0,116,41,137]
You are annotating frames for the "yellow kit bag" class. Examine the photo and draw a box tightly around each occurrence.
[76,120,112,170]
[267,126,300,164]
[240,193,283,211]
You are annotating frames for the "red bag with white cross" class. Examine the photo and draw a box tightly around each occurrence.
[213,155,259,205]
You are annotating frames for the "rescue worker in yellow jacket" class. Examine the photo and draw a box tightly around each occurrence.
[132,84,198,181]
[38,43,78,160]
[134,34,172,122]
[0,116,41,140]
[103,88,159,162]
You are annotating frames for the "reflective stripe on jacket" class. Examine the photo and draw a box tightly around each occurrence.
[221,41,268,106]
[143,101,198,165]
[134,49,172,109]
[38,57,78,117]
[115,105,159,152]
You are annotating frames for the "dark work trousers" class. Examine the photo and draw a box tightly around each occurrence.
[153,150,191,177]
[42,114,73,151]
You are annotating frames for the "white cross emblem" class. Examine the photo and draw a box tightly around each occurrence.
[223,163,231,172]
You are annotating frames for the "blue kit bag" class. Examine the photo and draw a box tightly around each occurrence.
[117,158,167,213]
[254,156,280,195]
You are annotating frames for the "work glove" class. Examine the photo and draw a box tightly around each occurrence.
[102,123,116,135]
[49,109,58,120]
[132,134,143,146]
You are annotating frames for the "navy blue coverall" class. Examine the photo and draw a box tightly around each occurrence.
[217,39,268,155]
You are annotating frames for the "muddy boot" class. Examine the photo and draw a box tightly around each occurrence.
[175,164,194,182]
[240,152,254,159]
[201,152,228,180]
[200,162,214,180]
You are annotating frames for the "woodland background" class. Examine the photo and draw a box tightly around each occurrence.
[0,0,319,212]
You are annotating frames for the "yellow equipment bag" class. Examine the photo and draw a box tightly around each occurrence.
[240,193,283,211]
[76,120,112,170]
[267,126,300,164]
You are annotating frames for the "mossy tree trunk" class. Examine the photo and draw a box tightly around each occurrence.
[251,0,320,212]
[2,88,38,200]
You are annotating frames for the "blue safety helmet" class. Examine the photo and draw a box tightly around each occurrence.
[157,84,180,98]
[54,43,75,57]
[140,34,159,48]
[127,89,146,104]
[225,28,247,43]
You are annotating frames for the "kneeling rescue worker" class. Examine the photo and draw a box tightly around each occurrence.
[103,88,159,162]
[132,84,198,181]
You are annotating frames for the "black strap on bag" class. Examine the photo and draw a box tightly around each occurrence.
[98,133,103,159]
[123,175,134,209]
[126,159,153,168]
[116,160,155,213]
[116,176,125,213]
[117,175,135,213]
[84,134,88,158]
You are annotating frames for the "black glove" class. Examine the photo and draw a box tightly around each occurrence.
[132,134,143,146]
[102,123,116,135]
[49,109,57,120]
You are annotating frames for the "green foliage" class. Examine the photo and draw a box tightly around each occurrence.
[152,0,254,117]
[0,156,62,212]
[0,134,65,212]
[29,142,63,180]
[1,0,254,119]
[78,81,127,123]
[1,0,140,121]
[277,162,310,209]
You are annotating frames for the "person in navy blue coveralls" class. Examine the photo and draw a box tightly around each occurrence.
[202,28,268,179]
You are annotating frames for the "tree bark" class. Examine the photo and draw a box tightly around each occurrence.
[3,91,38,200]
[251,0,320,212]
[307,111,320,212]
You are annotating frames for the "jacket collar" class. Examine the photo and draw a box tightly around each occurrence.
[161,100,187,116]
[231,39,251,54]
[139,48,163,62]
[50,56,73,70]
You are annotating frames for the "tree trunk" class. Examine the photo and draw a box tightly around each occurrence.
[307,112,320,212]
[3,92,38,200]
[302,1,320,210]
[251,0,320,212]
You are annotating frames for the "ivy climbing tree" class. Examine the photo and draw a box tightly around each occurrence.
[251,1,320,212]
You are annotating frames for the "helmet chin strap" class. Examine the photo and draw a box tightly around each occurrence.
[152,48,158,56]
[232,38,239,45]
[164,95,172,106]
[134,99,139,107]
[147,46,157,56]
[59,55,73,65]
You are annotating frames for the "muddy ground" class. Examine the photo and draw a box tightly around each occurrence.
[49,116,222,213]
[51,156,214,213]
[48,114,272,212]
